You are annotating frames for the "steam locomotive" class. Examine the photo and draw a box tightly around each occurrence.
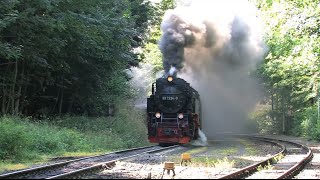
[147,75,202,146]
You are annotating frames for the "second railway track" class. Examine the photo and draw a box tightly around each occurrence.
[0,134,314,179]
[0,145,179,179]
[87,135,313,179]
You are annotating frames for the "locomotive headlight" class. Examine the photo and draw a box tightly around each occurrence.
[178,113,184,119]
[167,76,173,82]
[155,112,161,118]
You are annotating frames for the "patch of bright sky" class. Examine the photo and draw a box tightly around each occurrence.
[147,0,162,3]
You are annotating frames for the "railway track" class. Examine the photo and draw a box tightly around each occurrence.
[0,145,179,179]
[0,135,313,179]
[80,135,295,179]
[217,135,313,179]
[85,135,313,179]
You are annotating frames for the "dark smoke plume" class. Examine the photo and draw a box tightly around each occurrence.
[159,0,267,136]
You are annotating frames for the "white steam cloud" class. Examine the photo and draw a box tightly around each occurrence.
[190,129,208,146]
[159,0,267,136]
[127,63,155,109]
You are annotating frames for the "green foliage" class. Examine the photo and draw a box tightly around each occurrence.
[244,117,259,133]
[128,0,175,100]
[0,0,156,117]
[142,38,163,72]
[290,105,320,139]
[0,118,29,161]
[214,157,235,169]
[251,0,320,137]
[249,105,279,134]
[140,0,176,64]
[192,157,235,168]
[0,0,21,60]
[110,99,149,148]
[161,0,176,10]
[0,101,150,163]
[0,117,92,161]
[273,153,284,162]
[257,161,273,171]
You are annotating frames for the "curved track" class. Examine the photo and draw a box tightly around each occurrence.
[218,135,313,179]
[0,135,313,179]
[85,134,313,179]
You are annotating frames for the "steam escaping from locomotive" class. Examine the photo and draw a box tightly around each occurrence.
[169,66,177,76]
[159,0,267,136]
[191,129,208,146]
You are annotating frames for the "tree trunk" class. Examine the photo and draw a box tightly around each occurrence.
[67,94,75,114]
[59,87,64,116]
[281,95,285,134]
[2,88,7,114]
[2,63,11,114]
[58,79,64,116]
[14,60,24,115]
[15,85,22,115]
[271,88,275,122]
[51,88,60,114]
[20,71,29,115]
[5,91,11,114]
[5,63,14,114]
[10,61,18,115]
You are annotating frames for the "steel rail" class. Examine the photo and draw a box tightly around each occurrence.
[217,135,313,179]
[246,135,314,179]
[46,145,180,179]
[0,145,158,179]
[217,136,286,179]
[275,140,313,179]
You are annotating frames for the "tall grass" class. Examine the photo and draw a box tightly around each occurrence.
[0,101,150,171]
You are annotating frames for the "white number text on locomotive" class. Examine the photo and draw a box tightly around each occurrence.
[162,96,179,101]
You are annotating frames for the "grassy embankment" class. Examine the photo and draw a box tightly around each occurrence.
[0,104,151,173]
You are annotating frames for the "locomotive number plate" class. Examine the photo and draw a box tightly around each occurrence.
[162,96,179,101]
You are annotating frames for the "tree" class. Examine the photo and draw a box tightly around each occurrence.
[252,0,320,136]
[0,0,156,117]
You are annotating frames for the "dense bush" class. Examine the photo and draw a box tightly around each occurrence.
[0,102,150,163]
[249,105,280,134]
[290,105,320,139]
[0,118,30,161]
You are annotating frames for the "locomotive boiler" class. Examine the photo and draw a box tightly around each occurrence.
[147,75,202,146]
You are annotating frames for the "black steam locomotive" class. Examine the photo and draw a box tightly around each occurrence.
[147,75,202,145]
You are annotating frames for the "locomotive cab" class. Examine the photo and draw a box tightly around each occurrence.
[147,75,201,145]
